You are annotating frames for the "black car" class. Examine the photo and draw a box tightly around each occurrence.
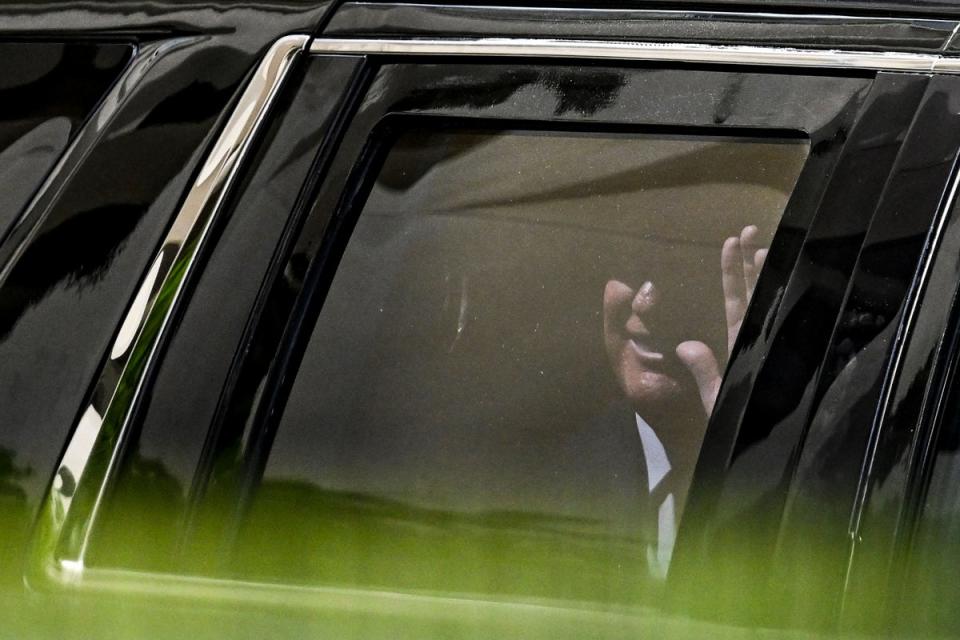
[3,1,960,637]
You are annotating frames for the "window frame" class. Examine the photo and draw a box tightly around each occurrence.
[197,58,927,627]
[208,62,861,557]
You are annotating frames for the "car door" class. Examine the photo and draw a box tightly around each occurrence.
[27,4,960,637]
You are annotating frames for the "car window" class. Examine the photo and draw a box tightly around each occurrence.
[0,42,131,239]
[225,126,808,603]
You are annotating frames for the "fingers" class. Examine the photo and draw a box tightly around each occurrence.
[676,340,722,417]
[754,247,768,275]
[723,226,770,354]
[721,236,746,353]
[681,227,767,417]
[740,225,760,298]
[602,279,633,348]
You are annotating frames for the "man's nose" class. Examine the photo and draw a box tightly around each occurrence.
[631,281,659,314]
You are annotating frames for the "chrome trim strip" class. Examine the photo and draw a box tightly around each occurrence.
[324,4,959,53]
[942,21,960,52]
[309,37,960,73]
[31,33,310,584]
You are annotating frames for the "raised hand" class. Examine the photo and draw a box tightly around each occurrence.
[676,225,767,416]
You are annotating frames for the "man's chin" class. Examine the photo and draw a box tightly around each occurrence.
[622,373,687,414]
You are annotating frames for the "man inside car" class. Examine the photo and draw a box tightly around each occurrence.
[601,224,767,576]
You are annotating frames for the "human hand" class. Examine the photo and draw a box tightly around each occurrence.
[675,225,767,416]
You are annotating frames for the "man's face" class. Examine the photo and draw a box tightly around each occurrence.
[603,279,685,413]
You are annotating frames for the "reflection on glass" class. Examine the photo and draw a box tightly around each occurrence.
[235,129,809,604]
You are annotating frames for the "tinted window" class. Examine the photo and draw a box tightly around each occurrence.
[0,42,131,237]
[230,127,809,604]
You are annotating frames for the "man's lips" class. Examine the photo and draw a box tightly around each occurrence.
[627,334,666,363]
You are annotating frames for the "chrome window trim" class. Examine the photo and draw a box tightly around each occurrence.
[309,37,960,73]
[323,4,960,54]
[30,33,310,586]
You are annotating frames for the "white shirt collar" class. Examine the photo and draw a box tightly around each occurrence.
[635,413,671,492]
